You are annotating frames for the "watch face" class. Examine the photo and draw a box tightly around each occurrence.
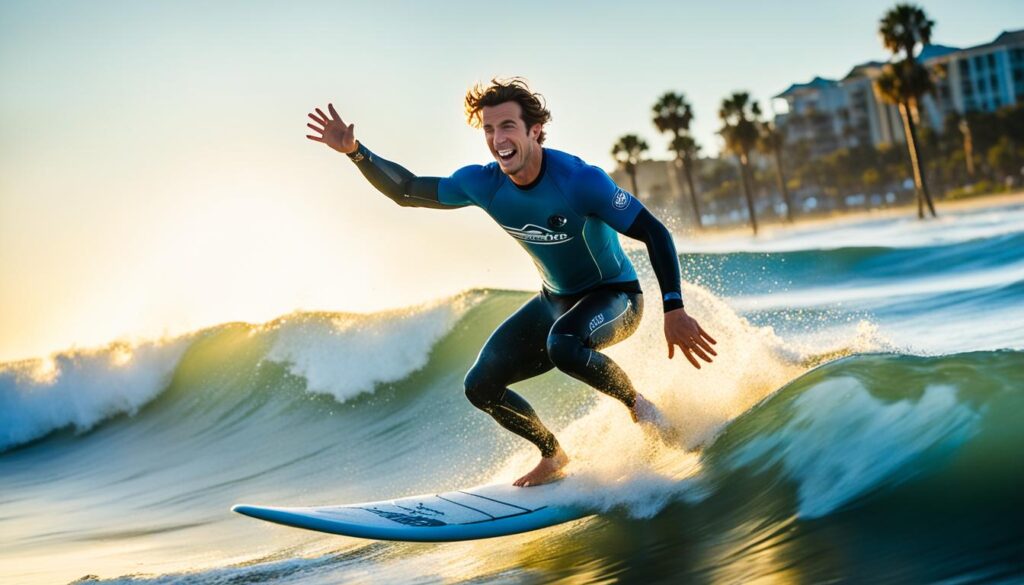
[548,215,567,229]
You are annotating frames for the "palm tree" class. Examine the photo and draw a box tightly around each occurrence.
[757,119,795,222]
[878,3,937,218]
[611,134,649,196]
[652,92,703,228]
[719,92,762,235]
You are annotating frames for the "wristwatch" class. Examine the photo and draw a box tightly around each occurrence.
[346,142,365,163]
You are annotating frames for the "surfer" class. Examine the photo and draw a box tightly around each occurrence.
[306,78,717,487]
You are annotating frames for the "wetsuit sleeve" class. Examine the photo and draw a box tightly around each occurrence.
[347,142,470,210]
[623,209,684,312]
[437,165,493,207]
[572,165,683,312]
[571,165,644,231]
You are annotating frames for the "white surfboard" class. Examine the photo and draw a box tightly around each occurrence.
[232,482,588,542]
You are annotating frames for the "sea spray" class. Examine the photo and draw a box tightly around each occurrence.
[486,281,837,518]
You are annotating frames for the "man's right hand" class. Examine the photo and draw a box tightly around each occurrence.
[306,103,357,154]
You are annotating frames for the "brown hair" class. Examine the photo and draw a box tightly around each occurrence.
[464,77,552,144]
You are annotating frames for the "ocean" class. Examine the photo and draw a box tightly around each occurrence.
[2,201,1022,584]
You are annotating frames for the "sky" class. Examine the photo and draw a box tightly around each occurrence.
[1,0,1020,361]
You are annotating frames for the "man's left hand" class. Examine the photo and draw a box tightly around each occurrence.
[664,308,717,368]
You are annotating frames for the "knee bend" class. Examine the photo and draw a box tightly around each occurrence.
[546,333,586,371]
[463,366,500,410]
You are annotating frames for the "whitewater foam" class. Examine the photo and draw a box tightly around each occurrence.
[486,280,828,518]
[0,338,192,452]
[265,292,481,402]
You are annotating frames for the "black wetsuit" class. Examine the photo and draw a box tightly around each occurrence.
[348,143,683,457]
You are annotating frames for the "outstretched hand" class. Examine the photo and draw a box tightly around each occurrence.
[306,103,357,154]
[664,308,717,368]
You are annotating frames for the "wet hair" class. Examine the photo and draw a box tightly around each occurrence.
[464,77,552,144]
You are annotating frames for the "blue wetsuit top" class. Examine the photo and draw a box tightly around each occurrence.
[436,149,640,295]
[346,142,684,311]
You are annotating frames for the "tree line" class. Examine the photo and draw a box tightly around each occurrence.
[612,3,1024,234]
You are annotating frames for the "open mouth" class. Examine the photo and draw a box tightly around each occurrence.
[496,147,517,163]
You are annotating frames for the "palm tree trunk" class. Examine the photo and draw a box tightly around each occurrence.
[898,101,937,218]
[772,146,794,222]
[738,154,758,235]
[680,156,702,229]
[958,117,975,179]
[628,165,639,197]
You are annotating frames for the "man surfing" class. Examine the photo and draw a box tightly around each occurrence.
[306,78,717,487]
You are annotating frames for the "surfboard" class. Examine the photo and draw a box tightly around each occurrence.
[232,482,588,542]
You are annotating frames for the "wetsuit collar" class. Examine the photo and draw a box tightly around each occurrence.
[513,148,546,191]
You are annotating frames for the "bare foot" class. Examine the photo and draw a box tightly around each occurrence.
[513,447,570,487]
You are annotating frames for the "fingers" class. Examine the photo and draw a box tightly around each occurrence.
[680,345,700,369]
[689,343,713,363]
[328,102,345,126]
[315,108,331,125]
[667,342,674,359]
[308,111,327,126]
[694,336,717,356]
[306,122,324,134]
[306,135,324,142]
[699,326,717,345]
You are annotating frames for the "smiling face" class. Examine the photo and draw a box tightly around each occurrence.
[481,101,543,182]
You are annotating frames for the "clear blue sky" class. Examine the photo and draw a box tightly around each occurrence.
[1,0,1020,360]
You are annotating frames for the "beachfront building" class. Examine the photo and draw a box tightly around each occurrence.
[924,29,1024,118]
[771,29,1024,157]
[771,77,848,158]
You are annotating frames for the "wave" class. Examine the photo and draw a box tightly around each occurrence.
[681,231,1024,299]
[0,292,481,453]
[56,350,1024,585]
[682,201,1024,254]
[703,350,1023,519]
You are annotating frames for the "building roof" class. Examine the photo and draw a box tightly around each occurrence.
[918,44,961,61]
[774,76,838,99]
[993,29,1024,44]
[842,60,886,80]
[955,28,1024,55]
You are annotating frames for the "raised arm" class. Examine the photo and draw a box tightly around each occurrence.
[306,103,465,210]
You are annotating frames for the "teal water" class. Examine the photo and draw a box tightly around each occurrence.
[2,203,1022,584]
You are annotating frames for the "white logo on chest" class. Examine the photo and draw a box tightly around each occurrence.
[588,313,605,332]
[501,223,574,245]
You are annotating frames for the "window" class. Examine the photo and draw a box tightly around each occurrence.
[988,53,996,68]
[975,55,985,69]
[959,60,970,75]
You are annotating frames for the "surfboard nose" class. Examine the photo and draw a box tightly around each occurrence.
[232,504,260,517]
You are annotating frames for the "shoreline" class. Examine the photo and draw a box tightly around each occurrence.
[679,190,1024,240]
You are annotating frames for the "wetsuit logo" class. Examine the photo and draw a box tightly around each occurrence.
[548,215,567,229]
[502,223,573,245]
[588,313,605,332]
[612,188,631,210]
